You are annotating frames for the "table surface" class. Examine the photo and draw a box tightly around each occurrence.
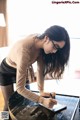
[8,92,80,120]
[53,94,80,120]
[30,79,80,120]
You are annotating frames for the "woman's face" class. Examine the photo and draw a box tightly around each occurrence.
[43,37,65,54]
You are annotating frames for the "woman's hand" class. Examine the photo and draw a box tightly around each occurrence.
[40,91,56,98]
[39,91,57,108]
[43,97,57,108]
[39,96,57,108]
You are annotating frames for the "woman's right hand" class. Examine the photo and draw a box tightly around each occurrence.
[39,97,57,108]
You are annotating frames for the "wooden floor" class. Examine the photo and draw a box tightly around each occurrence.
[0,88,4,111]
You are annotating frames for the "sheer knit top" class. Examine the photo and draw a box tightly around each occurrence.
[6,34,44,103]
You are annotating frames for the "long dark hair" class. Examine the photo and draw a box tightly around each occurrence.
[37,25,70,79]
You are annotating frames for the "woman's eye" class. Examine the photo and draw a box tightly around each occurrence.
[53,44,60,50]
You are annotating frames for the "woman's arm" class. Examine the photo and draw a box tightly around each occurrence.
[37,55,45,93]
[16,48,40,103]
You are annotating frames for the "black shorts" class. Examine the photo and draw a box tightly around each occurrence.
[0,58,16,86]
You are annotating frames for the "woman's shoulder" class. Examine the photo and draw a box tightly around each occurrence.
[19,33,38,46]
[24,33,38,41]
[12,34,37,48]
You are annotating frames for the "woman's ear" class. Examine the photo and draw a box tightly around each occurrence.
[44,36,50,43]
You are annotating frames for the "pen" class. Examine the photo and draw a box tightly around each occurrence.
[50,93,55,99]
[50,93,53,98]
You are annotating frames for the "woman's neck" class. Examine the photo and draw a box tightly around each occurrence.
[34,37,44,49]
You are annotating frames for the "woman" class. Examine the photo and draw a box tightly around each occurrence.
[0,25,70,111]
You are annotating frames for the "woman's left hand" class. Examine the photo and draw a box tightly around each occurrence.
[40,92,56,98]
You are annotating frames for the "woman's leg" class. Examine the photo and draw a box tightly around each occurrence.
[1,84,14,111]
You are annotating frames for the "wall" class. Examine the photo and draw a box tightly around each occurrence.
[7,0,80,44]
[63,38,80,79]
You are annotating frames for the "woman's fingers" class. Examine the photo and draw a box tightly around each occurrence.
[42,97,57,108]
[50,92,56,97]
[40,92,50,97]
[40,92,56,98]
[51,98,57,104]
[48,98,57,108]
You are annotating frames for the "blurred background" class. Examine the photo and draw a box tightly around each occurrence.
[0,0,80,110]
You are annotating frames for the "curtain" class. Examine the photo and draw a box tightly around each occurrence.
[0,0,8,47]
